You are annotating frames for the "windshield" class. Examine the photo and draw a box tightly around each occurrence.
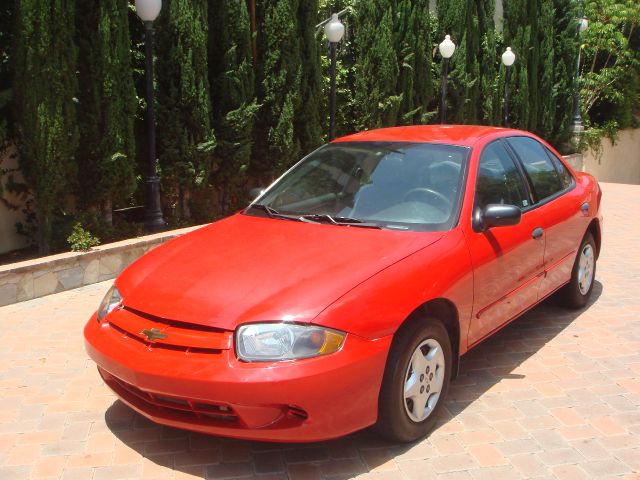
[247,141,469,231]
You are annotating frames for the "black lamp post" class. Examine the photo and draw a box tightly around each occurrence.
[439,35,456,125]
[324,14,345,141]
[502,47,516,127]
[572,8,589,133]
[136,0,165,232]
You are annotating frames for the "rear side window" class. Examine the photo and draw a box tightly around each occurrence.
[507,137,564,201]
[475,142,530,210]
[545,147,574,189]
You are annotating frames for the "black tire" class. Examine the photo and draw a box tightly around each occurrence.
[558,232,597,309]
[375,319,452,443]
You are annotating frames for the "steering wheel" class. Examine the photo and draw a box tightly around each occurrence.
[403,188,452,212]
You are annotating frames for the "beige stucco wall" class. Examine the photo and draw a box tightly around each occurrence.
[0,145,29,254]
[583,129,640,185]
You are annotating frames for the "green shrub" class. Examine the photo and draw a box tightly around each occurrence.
[67,223,101,252]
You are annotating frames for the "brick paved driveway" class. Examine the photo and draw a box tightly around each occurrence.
[1,182,639,480]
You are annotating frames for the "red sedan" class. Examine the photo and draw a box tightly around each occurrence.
[84,125,602,443]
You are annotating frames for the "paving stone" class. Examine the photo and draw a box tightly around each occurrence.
[287,463,321,480]
[467,444,508,467]
[509,453,550,478]
[430,453,477,473]
[319,457,368,477]
[206,461,253,479]
[551,464,589,480]
[398,459,441,480]
[537,447,585,466]
[569,438,612,461]
[580,458,633,477]
[496,439,541,456]
[93,464,142,480]
[253,451,285,474]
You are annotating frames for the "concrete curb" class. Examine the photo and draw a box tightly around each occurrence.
[0,224,206,307]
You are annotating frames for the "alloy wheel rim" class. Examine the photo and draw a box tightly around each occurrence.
[403,338,445,423]
[578,243,595,295]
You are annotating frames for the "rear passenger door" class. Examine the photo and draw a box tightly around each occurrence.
[505,136,588,299]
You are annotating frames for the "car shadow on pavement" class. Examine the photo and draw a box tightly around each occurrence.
[104,281,603,479]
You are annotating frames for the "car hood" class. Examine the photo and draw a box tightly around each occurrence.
[117,214,443,331]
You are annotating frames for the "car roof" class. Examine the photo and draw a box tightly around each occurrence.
[333,125,529,147]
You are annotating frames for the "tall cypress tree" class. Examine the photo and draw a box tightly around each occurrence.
[394,0,434,125]
[504,0,535,131]
[478,0,501,126]
[437,0,492,124]
[551,0,578,147]
[13,0,79,254]
[76,0,137,225]
[504,0,577,146]
[353,0,401,130]
[539,0,556,138]
[255,0,303,177]
[0,1,12,147]
[296,0,324,153]
[156,0,214,220]
[209,0,259,213]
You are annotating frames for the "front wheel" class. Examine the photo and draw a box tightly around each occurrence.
[375,319,452,443]
[558,232,597,309]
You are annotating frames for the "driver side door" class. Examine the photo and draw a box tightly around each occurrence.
[466,140,546,346]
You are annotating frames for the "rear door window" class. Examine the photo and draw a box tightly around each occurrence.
[506,136,564,202]
[545,147,574,190]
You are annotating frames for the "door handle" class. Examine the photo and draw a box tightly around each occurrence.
[581,202,590,213]
[532,227,544,239]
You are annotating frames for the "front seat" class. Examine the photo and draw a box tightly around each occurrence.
[352,155,408,218]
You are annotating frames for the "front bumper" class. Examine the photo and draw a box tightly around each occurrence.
[84,310,391,442]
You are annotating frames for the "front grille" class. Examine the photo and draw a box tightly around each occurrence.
[101,368,238,424]
[106,307,232,354]
[109,322,222,354]
[124,306,224,333]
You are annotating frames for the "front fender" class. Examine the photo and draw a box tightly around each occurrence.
[311,228,473,354]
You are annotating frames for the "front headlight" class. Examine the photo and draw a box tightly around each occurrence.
[236,323,346,362]
[97,285,123,322]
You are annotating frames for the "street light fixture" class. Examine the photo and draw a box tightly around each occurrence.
[579,17,588,33]
[501,47,516,127]
[572,4,589,134]
[135,0,165,232]
[439,35,456,124]
[324,13,345,141]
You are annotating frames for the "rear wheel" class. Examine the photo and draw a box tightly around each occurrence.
[376,319,452,443]
[558,233,597,309]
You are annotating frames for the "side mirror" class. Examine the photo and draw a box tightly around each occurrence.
[248,187,265,202]
[473,204,521,232]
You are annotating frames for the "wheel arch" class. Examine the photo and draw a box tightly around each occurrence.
[396,298,461,380]
[587,218,602,259]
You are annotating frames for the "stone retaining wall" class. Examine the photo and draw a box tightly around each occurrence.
[0,224,205,307]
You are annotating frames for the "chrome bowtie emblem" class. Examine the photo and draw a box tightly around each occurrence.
[140,328,167,342]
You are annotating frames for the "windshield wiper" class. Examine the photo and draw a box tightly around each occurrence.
[246,204,302,222]
[247,206,382,229]
[300,214,383,229]
[248,203,278,217]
